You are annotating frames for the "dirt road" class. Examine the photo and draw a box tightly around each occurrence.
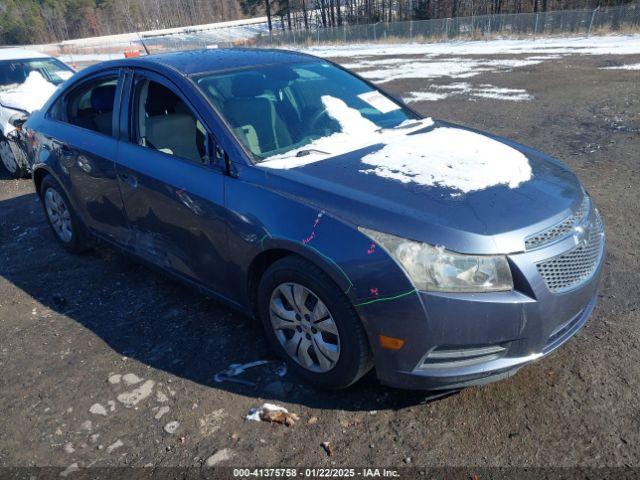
[1,51,639,471]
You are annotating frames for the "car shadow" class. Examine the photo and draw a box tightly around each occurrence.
[0,189,457,411]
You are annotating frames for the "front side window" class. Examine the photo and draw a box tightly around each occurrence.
[0,58,74,91]
[133,79,208,164]
[65,77,118,136]
[195,61,417,161]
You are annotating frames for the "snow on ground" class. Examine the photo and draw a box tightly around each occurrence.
[303,34,640,58]
[343,57,542,83]
[600,62,640,70]
[404,83,533,103]
[58,53,125,63]
[307,34,640,104]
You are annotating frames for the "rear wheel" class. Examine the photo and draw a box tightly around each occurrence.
[258,256,372,389]
[0,137,27,179]
[40,175,93,253]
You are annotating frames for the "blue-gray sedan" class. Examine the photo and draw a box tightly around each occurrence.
[23,48,605,390]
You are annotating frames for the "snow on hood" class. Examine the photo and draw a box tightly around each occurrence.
[0,71,57,113]
[259,95,532,194]
[360,127,532,193]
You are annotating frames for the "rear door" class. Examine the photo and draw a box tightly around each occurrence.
[115,69,230,296]
[45,69,129,243]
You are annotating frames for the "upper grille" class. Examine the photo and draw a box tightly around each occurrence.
[536,210,605,293]
[525,197,590,250]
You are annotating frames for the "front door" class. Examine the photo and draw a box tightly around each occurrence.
[115,71,230,297]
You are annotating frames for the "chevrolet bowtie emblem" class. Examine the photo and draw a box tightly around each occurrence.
[573,225,588,247]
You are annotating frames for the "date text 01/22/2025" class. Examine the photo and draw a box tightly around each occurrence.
[232,468,401,478]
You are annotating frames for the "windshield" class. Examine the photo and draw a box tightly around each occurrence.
[0,58,73,92]
[195,61,418,162]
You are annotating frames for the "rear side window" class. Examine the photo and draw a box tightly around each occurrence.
[63,77,118,136]
[132,79,208,164]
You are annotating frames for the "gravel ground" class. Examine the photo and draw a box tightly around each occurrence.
[0,50,639,472]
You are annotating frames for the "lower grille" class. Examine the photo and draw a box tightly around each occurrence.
[536,210,605,293]
[420,343,509,369]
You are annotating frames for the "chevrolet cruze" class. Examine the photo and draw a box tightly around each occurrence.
[23,49,606,390]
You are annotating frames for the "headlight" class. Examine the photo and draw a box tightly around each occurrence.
[359,227,513,293]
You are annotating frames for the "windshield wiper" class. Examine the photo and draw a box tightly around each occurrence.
[295,148,331,157]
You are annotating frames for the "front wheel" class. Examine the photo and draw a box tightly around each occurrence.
[0,137,28,179]
[258,256,372,389]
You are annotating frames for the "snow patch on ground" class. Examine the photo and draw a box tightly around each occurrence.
[360,127,532,192]
[58,53,125,63]
[206,448,234,466]
[116,379,155,407]
[89,403,107,416]
[106,439,123,453]
[600,62,640,70]
[472,86,533,101]
[344,57,542,83]
[303,35,640,58]
[403,91,450,102]
[199,409,227,436]
[404,83,532,103]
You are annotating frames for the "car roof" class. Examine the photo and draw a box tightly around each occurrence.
[0,48,52,61]
[121,48,317,76]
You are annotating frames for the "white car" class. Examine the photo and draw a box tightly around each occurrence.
[0,48,74,178]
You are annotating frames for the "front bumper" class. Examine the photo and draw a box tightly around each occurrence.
[356,211,605,391]
[377,292,597,390]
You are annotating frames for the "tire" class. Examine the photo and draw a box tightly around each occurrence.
[258,255,372,389]
[40,175,93,253]
[0,137,28,179]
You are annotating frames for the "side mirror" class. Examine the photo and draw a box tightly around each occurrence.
[215,143,225,162]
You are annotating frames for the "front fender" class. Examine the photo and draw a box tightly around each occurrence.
[224,167,415,309]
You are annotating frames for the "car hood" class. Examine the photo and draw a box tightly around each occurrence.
[0,72,57,136]
[257,121,584,255]
[0,71,58,114]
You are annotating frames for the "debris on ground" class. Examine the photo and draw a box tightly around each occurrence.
[213,360,288,386]
[246,403,299,426]
[213,360,270,385]
[307,416,319,425]
[321,441,333,456]
[164,421,180,434]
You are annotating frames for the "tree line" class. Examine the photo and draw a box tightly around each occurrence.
[0,0,634,45]
[242,0,636,32]
[0,0,244,45]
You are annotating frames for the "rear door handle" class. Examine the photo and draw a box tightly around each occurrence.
[120,173,138,189]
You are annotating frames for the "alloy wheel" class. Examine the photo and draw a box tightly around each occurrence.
[44,188,73,243]
[269,282,340,373]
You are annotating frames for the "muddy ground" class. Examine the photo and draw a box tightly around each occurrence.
[0,51,639,472]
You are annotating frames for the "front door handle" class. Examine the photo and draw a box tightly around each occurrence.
[120,173,138,189]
